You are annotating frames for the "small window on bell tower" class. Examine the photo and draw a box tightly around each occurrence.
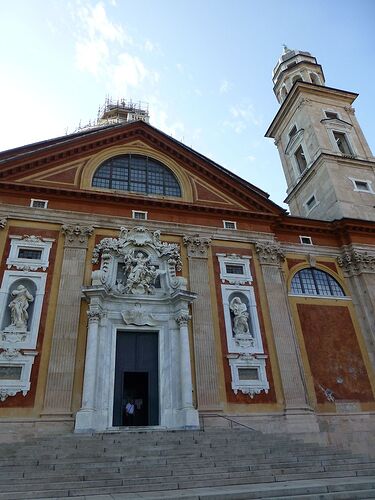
[333,131,352,155]
[294,145,307,174]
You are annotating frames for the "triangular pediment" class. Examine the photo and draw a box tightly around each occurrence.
[0,121,284,216]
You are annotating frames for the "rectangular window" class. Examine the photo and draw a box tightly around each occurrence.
[306,195,317,211]
[238,368,259,381]
[300,236,313,245]
[225,264,244,275]
[354,180,371,192]
[132,210,148,220]
[333,131,352,155]
[325,111,339,120]
[18,248,43,260]
[0,366,22,380]
[30,199,48,209]
[294,145,307,174]
[223,220,237,230]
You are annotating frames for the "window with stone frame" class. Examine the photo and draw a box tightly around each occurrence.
[290,268,345,297]
[333,131,352,155]
[294,145,307,174]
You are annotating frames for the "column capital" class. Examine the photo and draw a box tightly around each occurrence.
[175,310,191,327]
[183,234,211,258]
[337,249,375,276]
[87,308,105,323]
[62,224,93,249]
[255,241,285,266]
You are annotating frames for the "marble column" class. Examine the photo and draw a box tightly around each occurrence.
[337,248,375,369]
[43,224,93,417]
[176,310,194,409]
[255,241,311,412]
[74,307,104,431]
[183,235,221,410]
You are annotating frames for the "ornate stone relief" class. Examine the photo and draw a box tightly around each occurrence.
[62,224,94,248]
[344,106,355,115]
[255,241,285,266]
[337,249,375,275]
[6,234,54,271]
[0,349,37,401]
[91,226,184,295]
[227,353,269,398]
[0,218,7,230]
[183,234,211,258]
[121,303,156,326]
[175,310,190,327]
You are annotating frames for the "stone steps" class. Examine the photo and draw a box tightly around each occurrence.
[0,428,374,499]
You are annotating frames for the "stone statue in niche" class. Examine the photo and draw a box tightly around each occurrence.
[7,285,34,331]
[229,296,254,346]
[122,251,158,295]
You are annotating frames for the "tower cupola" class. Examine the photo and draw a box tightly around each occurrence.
[273,46,325,104]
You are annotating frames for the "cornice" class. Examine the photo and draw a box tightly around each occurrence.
[0,182,277,222]
[284,153,375,204]
[265,83,358,138]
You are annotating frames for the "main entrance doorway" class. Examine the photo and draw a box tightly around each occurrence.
[113,331,159,427]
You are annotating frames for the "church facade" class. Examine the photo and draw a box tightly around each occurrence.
[0,49,374,453]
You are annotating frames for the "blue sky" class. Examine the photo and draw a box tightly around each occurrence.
[1,0,374,208]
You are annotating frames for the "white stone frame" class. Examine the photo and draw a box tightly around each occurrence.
[325,120,356,157]
[217,253,252,284]
[75,227,198,433]
[228,354,269,398]
[30,199,48,209]
[221,284,263,354]
[299,235,313,245]
[0,270,47,349]
[348,177,374,194]
[0,350,37,401]
[223,220,237,230]
[6,235,54,271]
[132,210,148,220]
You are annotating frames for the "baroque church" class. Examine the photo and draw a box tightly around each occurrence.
[0,47,374,453]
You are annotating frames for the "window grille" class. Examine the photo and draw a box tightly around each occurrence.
[92,154,181,197]
[290,268,345,297]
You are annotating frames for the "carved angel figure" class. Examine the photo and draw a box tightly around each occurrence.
[123,251,158,294]
[229,296,252,337]
[7,285,34,330]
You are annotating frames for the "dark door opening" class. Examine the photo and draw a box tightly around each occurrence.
[122,371,148,426]
[113,331,158,427]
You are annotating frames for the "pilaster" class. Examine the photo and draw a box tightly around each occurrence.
[183,234,222,410]
[43,224,93,418]
[337,247,375,368]
[255,241,311,413]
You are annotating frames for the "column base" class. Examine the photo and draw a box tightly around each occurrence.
[178,407,200,428]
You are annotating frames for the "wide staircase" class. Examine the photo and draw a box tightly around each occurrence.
[1,427,375,499]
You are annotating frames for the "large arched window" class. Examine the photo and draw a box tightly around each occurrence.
[92,154,182,197]
[290,268,345,297]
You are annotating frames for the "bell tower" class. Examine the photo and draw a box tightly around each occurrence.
[266,46,375,221]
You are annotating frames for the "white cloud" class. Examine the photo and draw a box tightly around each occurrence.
[246,155,256,162]
[77,2,128,44]
[223,103,262,134]
[144,40,155,52]
[75,38,109,75]
[113,53,148,88]
[219,79,230,94]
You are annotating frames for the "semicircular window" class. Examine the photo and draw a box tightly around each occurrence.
[290,268,345,297]
[92,154,181,197]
